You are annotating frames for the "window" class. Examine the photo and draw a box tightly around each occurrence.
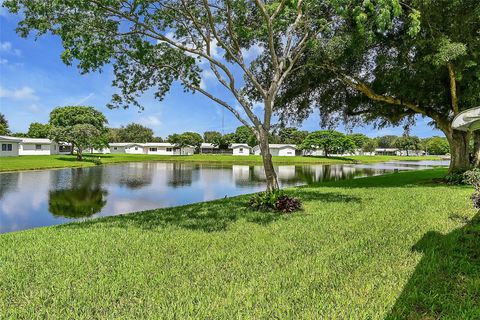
[239,148,244,153]
[2,144,13,151]
[113,147,118,150]
[35,144,42,150]
[166,148,172,152]
[149,147,157,152]
[134,147,138,150]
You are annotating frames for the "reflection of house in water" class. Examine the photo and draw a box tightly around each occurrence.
[276,166,296,180]
[166,163,197,188]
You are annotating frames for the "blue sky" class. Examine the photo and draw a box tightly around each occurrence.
[0,9,443,139]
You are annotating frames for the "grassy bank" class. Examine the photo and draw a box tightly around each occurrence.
[0,153,444,172]
[1,169,478,318]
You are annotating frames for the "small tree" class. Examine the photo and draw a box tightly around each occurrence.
[233,126,257,147]
[362,139,378,154]
[425,136,450,155]
[278,127,309,145]
[203,131,222,144]
[168,132,203,150]
[0,113,10,135]
[49,106,108,158]
[393,135,421,156]
[300,131,355,157]
[27,122,51,138]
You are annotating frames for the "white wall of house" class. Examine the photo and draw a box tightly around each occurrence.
[277,147,296,156]
[110,146,126,153]
[232,146,250,156]
[0,141,19,157]
[19,143,53,155]
[125,145,145,154]
[146,146,175,155]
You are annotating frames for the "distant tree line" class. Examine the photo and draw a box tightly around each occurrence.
[3,109,450,156]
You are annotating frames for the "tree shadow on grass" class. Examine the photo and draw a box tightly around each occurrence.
[56,190,361,233]
[386,212,480,319]
[309,168,464,189]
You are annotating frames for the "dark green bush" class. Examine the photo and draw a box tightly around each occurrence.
[444,170,467,185]
[250,190,301,213]
[463,169,480,208]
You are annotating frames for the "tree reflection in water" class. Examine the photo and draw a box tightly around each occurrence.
[48,167,107,218]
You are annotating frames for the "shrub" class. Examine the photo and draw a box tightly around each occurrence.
[249,190,301,213]
[444,170,467,185]
[91,157,102,165]
[463,169,480,208]
[275,195,302,213]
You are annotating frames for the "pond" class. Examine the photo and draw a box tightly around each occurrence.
[0,160,449,233]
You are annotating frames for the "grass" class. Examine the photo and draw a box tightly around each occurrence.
[1,168,478,318]
[0,153,444,172]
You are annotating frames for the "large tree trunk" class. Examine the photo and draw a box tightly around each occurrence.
[472,131,480,167]
[257,128,279,192]
[445,129,470,173]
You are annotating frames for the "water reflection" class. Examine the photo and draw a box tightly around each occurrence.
[0,160,449,233]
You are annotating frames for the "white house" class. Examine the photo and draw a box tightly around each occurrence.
[253,144,297,156]
[18,137,58,155]
[199,143,218,154]
[231,143,251,156]
[0,136,21,157]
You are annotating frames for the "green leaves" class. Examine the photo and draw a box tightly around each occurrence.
[428,37,468,66]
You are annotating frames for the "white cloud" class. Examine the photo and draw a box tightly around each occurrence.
[199,70,216,90]
[0,41,21,56]
[0,85,38,100]
[139,113,162,128]
[241,43,264,61]
[0,58,8,65]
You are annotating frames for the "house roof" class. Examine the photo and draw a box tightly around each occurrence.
[253,144,297,150]
[375,148,399,152]
[200,143,218,148]
[109,142,142,147]
[19,137,53,144]
[0,135,23,142]
[231,143,251,148]
[144,143,176,147]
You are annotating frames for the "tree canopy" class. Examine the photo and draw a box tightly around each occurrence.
[27,122,51,138]
[276,0,480,172]
[49,106,108,159]
[168,131,203,149]
[300,130,355,157]
[117,123,154,143]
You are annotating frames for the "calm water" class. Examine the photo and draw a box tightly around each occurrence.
[0,160,449,233]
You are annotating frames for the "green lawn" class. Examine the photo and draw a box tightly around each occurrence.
[0,153,444,172]
[1,169,478,318]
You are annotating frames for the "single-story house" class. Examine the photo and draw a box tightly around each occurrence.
[144,143,194,155]
[0,136,73,156]
[18,137,61,156]
[109,143,145,154]
[0,135,22,157]
[253,144,297,156]
[199,143,218,154]
[108,142,195,155]
[231,143,251,156]
[375,148,400,156]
